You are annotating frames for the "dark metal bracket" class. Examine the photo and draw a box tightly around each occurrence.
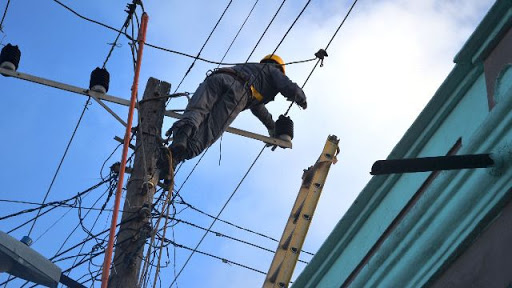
[370,154,495,175]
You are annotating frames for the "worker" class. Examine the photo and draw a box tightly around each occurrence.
[165,54,307,170]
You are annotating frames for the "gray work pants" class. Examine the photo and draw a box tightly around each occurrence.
[172,73,251,159]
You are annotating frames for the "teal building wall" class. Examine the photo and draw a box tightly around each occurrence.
[292,0,512,287]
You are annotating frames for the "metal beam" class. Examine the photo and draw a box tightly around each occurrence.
[165,110,292,148]
[0,67,292,148]
[370,154,495,175]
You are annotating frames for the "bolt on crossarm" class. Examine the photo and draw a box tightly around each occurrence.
[263,135,339,288]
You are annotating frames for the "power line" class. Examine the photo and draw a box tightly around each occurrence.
[273,0,311,53]
[0,176,111,222]
[173,0,233,93]
[177,198,315,257]
[51,0,314,68]
[170,145,266,286]
[27,96,92,237]
[0,214,142,287]
[0,0,11,31]
[217,0,260,67]
[166,0,318,282]
[159,237,267,276]
[301,0,359,90]
[0,176,115,287]
[171,217,309,264]
[168,0,320,281]
[246,0,287,62]
[102,1,139,68]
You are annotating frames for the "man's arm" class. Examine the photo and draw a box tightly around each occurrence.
[250,104,275,133]
[268,66,307,109]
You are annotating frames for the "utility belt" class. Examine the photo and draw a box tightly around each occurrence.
[207,68,264,102]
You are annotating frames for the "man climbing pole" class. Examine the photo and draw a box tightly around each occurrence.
[164,54,307,170]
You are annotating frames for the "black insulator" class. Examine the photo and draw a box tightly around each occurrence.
[275,114,294,140]
[89,67,110,93]
[0,43,21,70]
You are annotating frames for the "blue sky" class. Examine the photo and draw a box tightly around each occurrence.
[0,0,495,287]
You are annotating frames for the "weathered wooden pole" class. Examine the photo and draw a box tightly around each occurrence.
[108,77,170,287]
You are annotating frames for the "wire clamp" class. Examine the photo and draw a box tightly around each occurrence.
[139,203,151,219]
[141,175,154,195]
[314,49,328,67]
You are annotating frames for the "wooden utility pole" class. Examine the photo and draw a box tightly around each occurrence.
[108,77,170,288]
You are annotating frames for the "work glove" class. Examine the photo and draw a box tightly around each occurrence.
[266,128,276,147]
[268,128,276,138]
[293,89,307,110]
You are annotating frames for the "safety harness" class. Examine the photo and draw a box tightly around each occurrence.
[208,68,264,102]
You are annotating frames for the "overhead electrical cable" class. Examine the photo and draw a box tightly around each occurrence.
[169,146,266,286]
[0,215,140,287]
[166,0,292,206]
[1,176,114,287]
[169,0,317,283]
[284,0,359,119]
[51,0,314,68]
[159,237,267,276]
[217,0,260,67]
[27,96,92,237]
[0,176,110,222]
[173,0,233,93]
[245,0,286,61]
[0,199,120,213]
[170,218,309,264]
[0,0,11,32]
[102,1,137,68]
[177,198,315,257]
[298,0,359,93]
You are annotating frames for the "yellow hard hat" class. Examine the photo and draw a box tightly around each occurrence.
[260,54,285,74]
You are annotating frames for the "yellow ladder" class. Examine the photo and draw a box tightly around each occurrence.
[263,135,339,288]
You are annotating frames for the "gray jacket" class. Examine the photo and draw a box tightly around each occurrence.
[231,63,306,130]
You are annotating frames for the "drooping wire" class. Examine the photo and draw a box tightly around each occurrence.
[0,0,11,31]
[0,176,116,287]
[51,0,314,68]
[173,0,233,93]
[26,96,92,237]
[0,174,109,222]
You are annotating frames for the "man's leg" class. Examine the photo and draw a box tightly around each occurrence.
[168,76,223,164]
[186,77,250,158]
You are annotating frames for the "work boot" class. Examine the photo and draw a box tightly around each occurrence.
[169,124,193,157]
[157,146,171,181]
